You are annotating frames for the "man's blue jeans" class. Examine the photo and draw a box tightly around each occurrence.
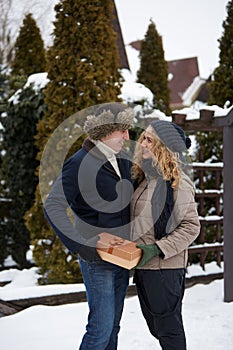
[78,257,129,350]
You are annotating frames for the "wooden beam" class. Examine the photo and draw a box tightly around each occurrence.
[0,299,23,316]
[215,108,233,127]
[223,124,233,302]
[171,109,224,132]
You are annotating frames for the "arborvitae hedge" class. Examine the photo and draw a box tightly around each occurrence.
[0,83,47,268]
[10,13,46,93]
[0,12,46,268]
[137,20,171,115]
[0,55,9,267]
[208,0,233,107]
[25,0,123,284]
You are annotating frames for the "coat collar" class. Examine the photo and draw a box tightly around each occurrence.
[82,138,105,160]
[82,138,130,179]
[82,138,125,160]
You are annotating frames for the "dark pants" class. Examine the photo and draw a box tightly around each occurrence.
[134,268,186,350]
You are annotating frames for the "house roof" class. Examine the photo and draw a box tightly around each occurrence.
[129,40,142,51]
[168,57,201,108]
[112,0,130,70]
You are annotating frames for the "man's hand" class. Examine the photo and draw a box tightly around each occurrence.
[78,236,101,262]
[78,245,102,262]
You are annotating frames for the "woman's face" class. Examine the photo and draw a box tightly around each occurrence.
[140,129,155,159]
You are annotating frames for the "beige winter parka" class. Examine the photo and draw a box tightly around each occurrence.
[130,172,200,270]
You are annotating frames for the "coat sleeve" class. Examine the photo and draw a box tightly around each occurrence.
[156,178,200,260]
[44,156,81,253]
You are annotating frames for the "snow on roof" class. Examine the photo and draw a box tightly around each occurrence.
[182,76,206,106]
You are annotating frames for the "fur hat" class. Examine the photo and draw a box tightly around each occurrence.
[149,120,191,153]
[83,102,134,140]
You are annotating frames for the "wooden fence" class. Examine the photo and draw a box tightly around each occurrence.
[188,163,224,269]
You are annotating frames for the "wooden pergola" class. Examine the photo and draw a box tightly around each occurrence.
[172,107,233,302]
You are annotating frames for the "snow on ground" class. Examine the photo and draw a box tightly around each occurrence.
[0,263,233,350]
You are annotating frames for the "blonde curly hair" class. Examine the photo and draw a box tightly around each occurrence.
[132,126,182,188]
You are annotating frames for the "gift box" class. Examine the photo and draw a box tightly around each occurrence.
[96,232,142,269]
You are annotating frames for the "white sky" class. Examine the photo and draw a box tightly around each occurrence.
[115,0,229,78]
[9,0,229,80]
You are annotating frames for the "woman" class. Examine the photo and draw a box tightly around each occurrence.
[131,120,200,350]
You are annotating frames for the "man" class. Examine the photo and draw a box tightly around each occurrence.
[44,102,134,349]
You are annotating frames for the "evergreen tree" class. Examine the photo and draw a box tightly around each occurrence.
[25,0,123,284]
[208,0,233,106]
[0,81,47,268]
[137,19,171,115]
[9,13,46,93]
[195,0,228,190]
[193,0,231,262]
[0,55,10,267]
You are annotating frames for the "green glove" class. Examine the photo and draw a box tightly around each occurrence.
[136,243,161,268]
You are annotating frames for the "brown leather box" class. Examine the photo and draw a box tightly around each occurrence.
[96,232,141,269]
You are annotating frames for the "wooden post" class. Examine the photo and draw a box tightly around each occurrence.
[215,109,233,302]
[223,124,233,302]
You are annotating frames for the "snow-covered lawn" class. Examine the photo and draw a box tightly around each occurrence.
[0,263,232,349]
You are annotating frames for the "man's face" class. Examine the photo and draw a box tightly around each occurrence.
[101,130,130,152]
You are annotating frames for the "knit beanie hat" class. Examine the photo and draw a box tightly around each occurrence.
[83,102,134,140]
[149,120,191,153]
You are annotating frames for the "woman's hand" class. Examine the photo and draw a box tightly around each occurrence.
[136,243,161,267]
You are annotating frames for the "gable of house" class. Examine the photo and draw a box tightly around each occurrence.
[168,57,205,109]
